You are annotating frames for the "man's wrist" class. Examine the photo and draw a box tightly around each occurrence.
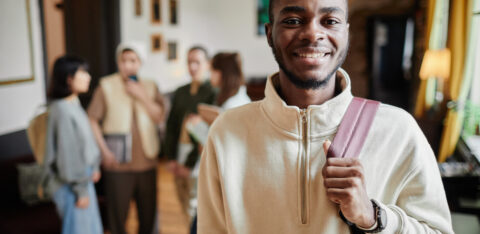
[360,199,387,233]
[356,219,378,231]
[356,200,377,230]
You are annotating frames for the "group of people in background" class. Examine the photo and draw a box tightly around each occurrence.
[42,43,250,234]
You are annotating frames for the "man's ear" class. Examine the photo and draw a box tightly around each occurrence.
[265,23,273,47]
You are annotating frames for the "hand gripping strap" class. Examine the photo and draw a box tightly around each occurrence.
[327,97,380,158]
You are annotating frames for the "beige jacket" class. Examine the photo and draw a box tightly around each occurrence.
[100,73,160,158]
[198,68,453,234]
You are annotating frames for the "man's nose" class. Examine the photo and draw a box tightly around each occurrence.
[299,21,325,43]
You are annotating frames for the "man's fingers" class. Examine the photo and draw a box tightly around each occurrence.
[325,157,361,167]
[324,177,362,189]
[323,140,331,156]
[325,188,350,204]
[324,165,364,179]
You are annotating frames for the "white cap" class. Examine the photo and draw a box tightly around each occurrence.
[116,41,147,62]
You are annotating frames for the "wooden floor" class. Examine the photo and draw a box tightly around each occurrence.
[124,161,190,234]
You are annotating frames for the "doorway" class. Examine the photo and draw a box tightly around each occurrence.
[40,0,120,107]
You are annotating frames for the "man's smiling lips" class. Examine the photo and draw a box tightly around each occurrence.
[296,52,328,58]
[292,48,332,66]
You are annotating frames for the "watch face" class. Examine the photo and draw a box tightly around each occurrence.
[378,207,387,229]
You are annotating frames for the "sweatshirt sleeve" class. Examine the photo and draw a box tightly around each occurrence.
[53,108,90,199]
[378,122,453,234]
[197,134,228,233]
[378,166,453,234]
[93,153,101,173]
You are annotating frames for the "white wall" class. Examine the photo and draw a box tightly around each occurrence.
[0,0,46,135]
[120,0,277,93]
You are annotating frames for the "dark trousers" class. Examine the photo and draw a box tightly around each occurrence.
[104,169,157,234]
[190,215,197,234]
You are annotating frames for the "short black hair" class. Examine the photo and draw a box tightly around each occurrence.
[268,0,276,23]
[48,55,89,100]
[268,0,348,23]
[188,45,209,59]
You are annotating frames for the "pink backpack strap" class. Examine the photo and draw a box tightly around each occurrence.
[327,97,380,158]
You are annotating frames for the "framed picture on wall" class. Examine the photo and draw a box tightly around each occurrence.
[135,0,142,16]
[0,0,35,85]
[151,0,161,24]
[151,34,163,52]
[169,0,178,25]
[167,42,177,61]
[257,0,269,35]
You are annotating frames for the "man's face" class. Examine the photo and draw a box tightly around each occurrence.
[266,0,349,89]
[187,49,209,82]
[117,50,141,78]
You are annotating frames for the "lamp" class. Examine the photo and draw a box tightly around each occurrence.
[419,49,451,80]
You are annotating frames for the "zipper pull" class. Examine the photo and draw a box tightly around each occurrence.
[301,109,307,123]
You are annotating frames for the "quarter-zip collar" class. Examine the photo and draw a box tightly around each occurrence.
[262,68,354,137]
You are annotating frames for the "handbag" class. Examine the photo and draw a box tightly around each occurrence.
[17,163,50,205]
[17,105,51,205]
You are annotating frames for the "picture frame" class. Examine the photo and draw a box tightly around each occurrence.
[167,42,177,61]
[169,0,178,25]
[151,0,161,24]
[135,0,142,17]
[257,0,269,35]
[151,34,163,52]
[0,0,35,86]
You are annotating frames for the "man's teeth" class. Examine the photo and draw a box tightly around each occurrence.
[298,53,326,58]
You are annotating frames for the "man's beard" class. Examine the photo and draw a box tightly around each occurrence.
[271,40,349,90]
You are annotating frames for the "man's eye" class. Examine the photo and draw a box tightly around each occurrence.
[325,19,340,25]
[283,19,302,25]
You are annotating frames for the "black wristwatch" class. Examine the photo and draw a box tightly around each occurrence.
[339,199,387,233]
[361,199,387,233]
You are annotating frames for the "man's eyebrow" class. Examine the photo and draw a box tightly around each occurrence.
[319,7,345,15]
[279,6,306,15]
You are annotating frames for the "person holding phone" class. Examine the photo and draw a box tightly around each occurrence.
[44,55,103,234]
[88,42,165,234]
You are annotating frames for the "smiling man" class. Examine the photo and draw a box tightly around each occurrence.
[197,0,453,233]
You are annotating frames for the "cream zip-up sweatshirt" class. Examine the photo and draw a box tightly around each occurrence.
[198,68,453,234]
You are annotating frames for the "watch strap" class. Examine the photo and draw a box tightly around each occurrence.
[339,211,365,234]
[339,199,387,233]
[364,199,387,233]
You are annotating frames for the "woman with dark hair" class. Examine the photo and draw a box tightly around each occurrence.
[44,55,103,234]
[210,52,251,109]
[186,52,251,146]
[185,52,251,234]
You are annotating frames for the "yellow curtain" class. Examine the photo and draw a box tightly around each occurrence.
[414,0,435,117]
[414,0,449,117]
[414,80,428,117]
[438,0,474,162]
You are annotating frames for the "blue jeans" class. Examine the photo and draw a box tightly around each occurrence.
[53,180,103,234]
